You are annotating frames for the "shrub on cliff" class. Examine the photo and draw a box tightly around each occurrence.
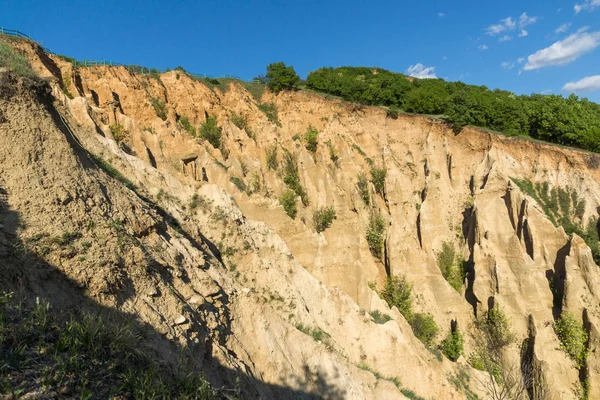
[555,311,588,367]
[199,116,222,148]
[366,212,386,259]
[265,62,300,93]
[280,189,298,219]
[313,206,336,233]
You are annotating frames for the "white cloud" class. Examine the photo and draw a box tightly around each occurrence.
[562,75,600,92]
[518,13,537,28]
[478,44,488,50]
[406,63,437,79]
[442,56,447,60]
[499,35,513,42]
[575,0,600,13]
[486,13,537,39]
[524,28,600,70]
[438,12,445,17]
[517,57,526,63]
[501,62,515,70]
[555,23,572,34]
[486,17,515,35]
[542,89,552,94]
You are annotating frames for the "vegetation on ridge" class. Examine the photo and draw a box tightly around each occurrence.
[305,66,600,153]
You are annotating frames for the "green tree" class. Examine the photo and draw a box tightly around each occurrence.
[265,62,300,93]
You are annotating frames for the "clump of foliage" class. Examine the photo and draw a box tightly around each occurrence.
[380,274,413,322]
[265,61,300,93]
[476,306,516,351]
[370,167,387,197]
[304,126,318,153]
[151,98,168,120]
[412,313,439,347]
[230,176,246,192]
[109,123,127,143]
[306,66,600,153]
[0,293,220,399]
[437,242,467,291]
[178,115,196,136]
[313,206,336,233]
[282,150,309,206]
[357,172,370,205]
[265,143,278,170]
[258,102,281,126]
[555,311,588,367]
[188,193,202,210]
[325,140,339,165]
[280,189,298,219]
[366,212,386,259]
[199,116,222,148]
[230,113,252,137]
[369,310,392,324]
[378,275,440,347]
[0,42,37,79]
[440,329,464,361]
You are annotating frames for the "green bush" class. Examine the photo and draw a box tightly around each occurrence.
[258,102,281,126]
[325,140,339,165]
[370,310,392,324]
[230,176,246,192]
[366,212,386,259]
[199,116,222,148]
[555,311,588,367]
[280,189,298,219]
[0,42,37,79]
[282,150,309,206]
[151,98,168,120]
[313,206,336,233]
[437,242,466,291]
[476,306,515,351]
[266,143,278,170]
[380,274,413,322]
[109,123,127,143]
[304,126,318,153]
[370,167,387,197]
[178,115,196,136]
[411,313,439,347]
[265,61,300,93]
[357,173,370,205]
[440,329,464,361]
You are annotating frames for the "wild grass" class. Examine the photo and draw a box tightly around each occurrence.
[0,293,222,398]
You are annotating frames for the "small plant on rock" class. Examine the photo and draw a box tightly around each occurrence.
[199,116,222,148]
[280,190,298,219]
[304,126,318,153]
[366,212,386,259]
[313,206,336,233]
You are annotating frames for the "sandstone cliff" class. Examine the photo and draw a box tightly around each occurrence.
[2,37,600,399]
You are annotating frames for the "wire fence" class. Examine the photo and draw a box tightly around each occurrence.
[0,27,252,82]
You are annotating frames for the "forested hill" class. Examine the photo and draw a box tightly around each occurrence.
[305,66,600,153]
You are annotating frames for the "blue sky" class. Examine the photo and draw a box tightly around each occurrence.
[2,0,600,101]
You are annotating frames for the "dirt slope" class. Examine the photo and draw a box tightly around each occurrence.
[2,37,600,399]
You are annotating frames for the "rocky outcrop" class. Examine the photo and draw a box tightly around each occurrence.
[3,36,600,398]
